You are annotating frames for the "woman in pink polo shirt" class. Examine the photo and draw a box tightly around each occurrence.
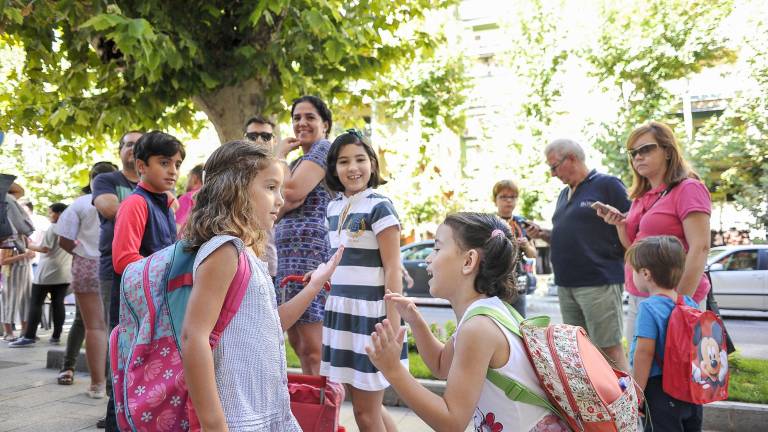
[597,121,711,341]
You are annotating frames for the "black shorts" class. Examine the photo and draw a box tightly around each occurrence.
[643,376,703,432]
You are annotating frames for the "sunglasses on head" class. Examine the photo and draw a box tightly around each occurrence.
[244,131,274,142]
[628,142,659,159]
[345,128,365,140]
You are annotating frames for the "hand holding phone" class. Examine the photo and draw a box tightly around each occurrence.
[591,201,626,224]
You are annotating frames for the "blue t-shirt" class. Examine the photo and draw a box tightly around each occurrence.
[629,294,699,377]
[550,170,630,287]
[92,171,138,279]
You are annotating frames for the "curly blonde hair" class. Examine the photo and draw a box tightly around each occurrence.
[184,141,276,254]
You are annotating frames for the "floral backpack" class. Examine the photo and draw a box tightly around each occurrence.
[465,302,641,432]
[109,238,251,431]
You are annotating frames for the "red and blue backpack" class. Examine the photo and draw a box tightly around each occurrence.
[662,295,730,404]
[109,238,251,431]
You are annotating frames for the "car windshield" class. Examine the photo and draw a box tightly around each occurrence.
[708,247,727,262]
[402,244,434,261]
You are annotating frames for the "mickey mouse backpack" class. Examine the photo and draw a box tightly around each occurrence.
[662,295,730,404]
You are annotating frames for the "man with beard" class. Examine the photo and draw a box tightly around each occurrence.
[91,130,143,430]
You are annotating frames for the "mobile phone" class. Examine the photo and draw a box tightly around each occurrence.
[590,201,611,213]
[591,201,626,220]
[519,220,532,229]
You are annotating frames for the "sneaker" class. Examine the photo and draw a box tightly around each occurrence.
[86,384,106,399]
[96,417,106,429]
[9,337,36,347]
[49,337,60,345]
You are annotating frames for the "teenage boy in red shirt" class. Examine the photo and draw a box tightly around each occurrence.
[112,130,185,275]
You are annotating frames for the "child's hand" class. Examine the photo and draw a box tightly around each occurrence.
[365,319,407,374]
[384,291,421,324]
[306,246,344,292]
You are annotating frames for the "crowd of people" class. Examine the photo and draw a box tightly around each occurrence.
[0,94,717,431]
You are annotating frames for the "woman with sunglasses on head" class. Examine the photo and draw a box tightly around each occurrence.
[272,95,335,375]
[595,121,711,342]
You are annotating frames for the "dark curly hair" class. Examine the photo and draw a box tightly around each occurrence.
[291,95,332,138]
[443,212,519,303]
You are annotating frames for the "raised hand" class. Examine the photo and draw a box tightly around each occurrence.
[306,246,344,292]
[384,291,422,325]
[365,319,407,374]
[275,137,301,159]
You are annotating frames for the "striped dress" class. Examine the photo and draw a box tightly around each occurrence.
[1,248,32,325]
[320,188,408,391]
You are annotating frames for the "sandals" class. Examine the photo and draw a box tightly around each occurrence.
[57,369,74,385]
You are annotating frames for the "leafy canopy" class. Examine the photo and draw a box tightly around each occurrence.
[0,0,456,151]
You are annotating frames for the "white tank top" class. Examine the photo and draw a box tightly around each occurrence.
[458,297,565,431]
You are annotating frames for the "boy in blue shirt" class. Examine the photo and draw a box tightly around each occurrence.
[627,235,702,432]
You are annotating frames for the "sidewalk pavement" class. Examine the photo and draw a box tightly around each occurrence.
[0,326,438,432]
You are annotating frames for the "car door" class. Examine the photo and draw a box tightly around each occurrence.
[401,242,434,297]
[709,249,766,311]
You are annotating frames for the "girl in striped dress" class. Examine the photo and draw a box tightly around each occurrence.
[321,130,407,431]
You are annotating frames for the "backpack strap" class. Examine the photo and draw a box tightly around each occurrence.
[208,250,251,348]
[463,305,560,416]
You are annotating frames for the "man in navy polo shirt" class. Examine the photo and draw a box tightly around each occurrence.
[527,138,631,371]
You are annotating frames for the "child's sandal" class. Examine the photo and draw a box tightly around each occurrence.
[57,369,74,385]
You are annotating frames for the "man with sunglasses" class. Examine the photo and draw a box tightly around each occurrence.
[244,115,276,145]
[526,138,631,372]
[243,115,279,281]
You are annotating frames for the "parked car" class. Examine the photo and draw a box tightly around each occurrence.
[707,245,768,312]
[401,240,537,298]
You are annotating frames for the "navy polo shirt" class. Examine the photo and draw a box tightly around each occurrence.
[550,170,630,287]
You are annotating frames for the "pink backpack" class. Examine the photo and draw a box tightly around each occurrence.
[466,302,641,432]
[109,239,251,431]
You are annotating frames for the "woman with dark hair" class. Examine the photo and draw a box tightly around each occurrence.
[596,121,711,342]
[273,95,335,375]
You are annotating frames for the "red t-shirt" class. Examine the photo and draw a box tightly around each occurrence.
[624,178,712,302]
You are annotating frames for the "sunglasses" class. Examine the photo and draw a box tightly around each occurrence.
[345,128,365,140]
[244,131,274,142]
[628,142,659,159]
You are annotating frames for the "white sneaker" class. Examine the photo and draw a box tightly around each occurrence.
[86,385,106,399]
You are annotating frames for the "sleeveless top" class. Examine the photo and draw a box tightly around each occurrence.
[193,235,300,431]
[458,297,566,431]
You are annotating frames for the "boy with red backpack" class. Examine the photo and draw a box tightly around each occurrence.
[627,235,726,431]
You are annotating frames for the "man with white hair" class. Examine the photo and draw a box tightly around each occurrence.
[526,138,631,371]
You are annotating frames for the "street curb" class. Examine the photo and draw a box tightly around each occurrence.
[47,351,765,431]
[46,348,89,373]
[289,367,767,432]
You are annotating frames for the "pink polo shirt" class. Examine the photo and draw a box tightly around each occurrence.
[174,187,200,228]
[624,178,711,302]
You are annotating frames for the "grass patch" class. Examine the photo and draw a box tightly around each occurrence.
[286,343,300,368]
[409,351,434,379]
[727,354,768,404]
